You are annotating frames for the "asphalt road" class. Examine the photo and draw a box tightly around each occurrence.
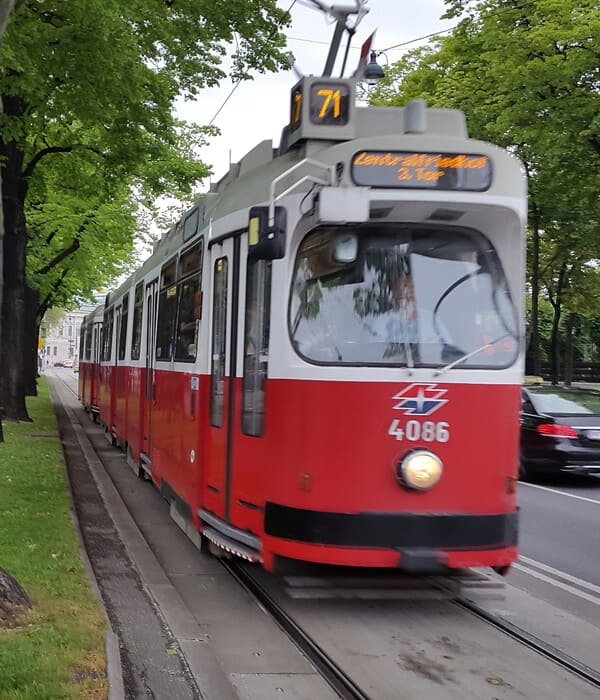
[517,478,600,586]
[503,475,600,632]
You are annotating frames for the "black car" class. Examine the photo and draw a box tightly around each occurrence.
[520,386,600,478]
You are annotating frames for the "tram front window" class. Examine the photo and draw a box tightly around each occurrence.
[289,225,518,368]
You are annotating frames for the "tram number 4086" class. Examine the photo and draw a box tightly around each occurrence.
[388,419,450,443]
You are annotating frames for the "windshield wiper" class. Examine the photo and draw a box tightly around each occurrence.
[401,336,414,371]
[434,333,514,377]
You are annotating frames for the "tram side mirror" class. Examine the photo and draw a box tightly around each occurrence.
[248,206,286,260]
[332,233,358,263]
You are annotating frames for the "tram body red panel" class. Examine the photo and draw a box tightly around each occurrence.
[113,364,129,443]
[125,366,144,461]
[222,378,519,569]
[90,362,101,414]
[261,379,519,514]
[150,369,202,504]
[202,376,231,518]
[227,379,268,535]
[98,365,115,430]
[78,361,90,408]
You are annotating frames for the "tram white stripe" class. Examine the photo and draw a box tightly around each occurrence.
[513,562,600,606]
[518,555,600,596]
[519,481,600,505]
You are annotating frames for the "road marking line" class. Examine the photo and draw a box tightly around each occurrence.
[518,555,600,596]
[514,562,600,606]
[519,481,600,505]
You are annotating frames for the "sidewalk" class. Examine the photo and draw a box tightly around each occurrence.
[49,374,232,699]
[571,382,600,392]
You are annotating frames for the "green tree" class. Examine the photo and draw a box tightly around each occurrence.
[0,0,290,420]
[371,0,600,376]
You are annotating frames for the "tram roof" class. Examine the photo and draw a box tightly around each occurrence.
[102,96,526,309]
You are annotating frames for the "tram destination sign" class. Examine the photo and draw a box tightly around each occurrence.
[351,151,492,191]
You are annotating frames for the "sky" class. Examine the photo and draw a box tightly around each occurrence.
[175,0,453,189]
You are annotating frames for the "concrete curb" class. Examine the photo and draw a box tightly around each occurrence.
[48,381,126,700]
[53,377,238,699]
[105,629,126,700]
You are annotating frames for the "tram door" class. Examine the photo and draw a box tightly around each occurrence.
[205,237,239,521]
[91,321,102,411]
[141,279,158,470]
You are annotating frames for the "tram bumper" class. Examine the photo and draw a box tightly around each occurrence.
[264,503,518,571]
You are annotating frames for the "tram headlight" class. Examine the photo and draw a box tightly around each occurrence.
[398,450,443,491]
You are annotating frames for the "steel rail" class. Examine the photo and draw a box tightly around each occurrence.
[454,596,600,689]
[224,560,371,700]
[60,368,599,691]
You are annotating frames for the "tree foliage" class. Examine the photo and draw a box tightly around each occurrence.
[0,0,291,419]
[371,0,600,378]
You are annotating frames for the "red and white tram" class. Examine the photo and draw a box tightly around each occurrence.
[79,304,103,417]
[79,75,526,575]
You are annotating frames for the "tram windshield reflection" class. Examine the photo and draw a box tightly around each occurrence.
[289,225,518,368]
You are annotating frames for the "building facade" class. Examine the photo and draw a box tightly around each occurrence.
[41,301,99,367]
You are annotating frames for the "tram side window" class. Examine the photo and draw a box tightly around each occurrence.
[131,283,144,360]
[101,308,114,361]
[156,258,177,361]
[174,277,201,361]
[118,293,129,361]
[242,259,272,436]
[79,326,85,360]
[84,325,92,361]
[183,209,199,242]
[174,242,203,362]
[210,257,228,427]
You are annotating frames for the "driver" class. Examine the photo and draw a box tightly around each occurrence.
[370,273,453,359]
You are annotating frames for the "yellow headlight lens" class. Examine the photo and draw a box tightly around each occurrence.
[400,451,443,491]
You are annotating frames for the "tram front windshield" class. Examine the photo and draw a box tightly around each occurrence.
[289,225,518,368]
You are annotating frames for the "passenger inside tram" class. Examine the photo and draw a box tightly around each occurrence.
[367,266,454,364]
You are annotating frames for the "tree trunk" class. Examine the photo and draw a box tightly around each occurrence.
[0,94,4,442]
[529,206,542,376]
[0,565,31,628]
[549,264,566,386]
[0,0,21,445]
[0,94,29,421]
[563,313,575,387]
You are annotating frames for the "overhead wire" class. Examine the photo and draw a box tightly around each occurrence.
[208,0,541,126]
[208,0,298,126]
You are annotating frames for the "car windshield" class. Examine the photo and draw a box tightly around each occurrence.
[289,224,518,367]
[528,389,600,416]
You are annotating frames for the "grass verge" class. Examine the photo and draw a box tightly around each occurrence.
[0,378,107,699]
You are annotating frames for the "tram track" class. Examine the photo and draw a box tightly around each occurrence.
[452,595,600,690]
[229,556,600,696]
[52,370,600,697]
[224,560,371,699]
